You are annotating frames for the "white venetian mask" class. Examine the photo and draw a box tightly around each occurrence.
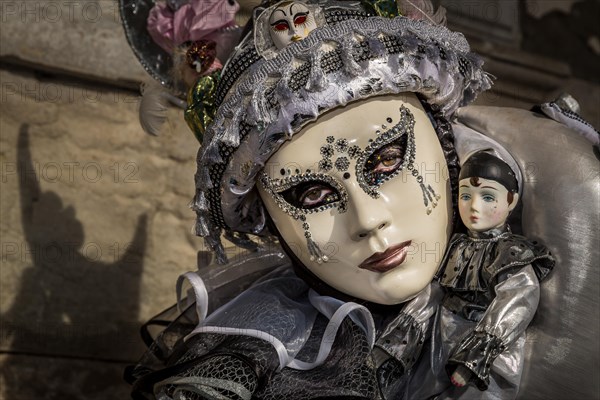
[257,94,452,304]
[268,1,317,49]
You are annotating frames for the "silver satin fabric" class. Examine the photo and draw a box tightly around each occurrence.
[443,266,540,360]
[404,264,540,400]
[540,102,599,145]
[449,266,539,388]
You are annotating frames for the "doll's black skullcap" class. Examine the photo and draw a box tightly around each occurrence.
[460,151,519,193]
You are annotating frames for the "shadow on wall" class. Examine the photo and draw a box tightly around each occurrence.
[1,124,147,398]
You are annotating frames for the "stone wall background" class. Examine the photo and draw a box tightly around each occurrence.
[0,0,598,399]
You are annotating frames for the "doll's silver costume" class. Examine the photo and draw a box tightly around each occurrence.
[404,226,554,400]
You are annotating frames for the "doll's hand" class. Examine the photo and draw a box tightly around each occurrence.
[450,365,471,387]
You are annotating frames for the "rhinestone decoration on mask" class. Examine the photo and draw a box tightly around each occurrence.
[259,171,349,219]
[259,105,442,263]
[355,105,441,214]
[191,0,492,263]
[355,105,415,197]
[259,169,349,264]
[319,136,360,173]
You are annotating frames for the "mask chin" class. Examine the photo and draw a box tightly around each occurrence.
[265,213,405,311]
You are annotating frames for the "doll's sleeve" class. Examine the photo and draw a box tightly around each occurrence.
[448,265,540,390]
[375,282,444,372]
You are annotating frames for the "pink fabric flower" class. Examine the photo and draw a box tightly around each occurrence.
[147,0,239,54]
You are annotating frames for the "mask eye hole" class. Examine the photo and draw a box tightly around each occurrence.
[271,20,290,31]
[259,171,349,218]
[363,135,408,187]
[293,13,308,26]
[280,181,340,210]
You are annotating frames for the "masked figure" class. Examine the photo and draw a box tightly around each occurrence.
[120,0,598,399]
[126,1,491,398]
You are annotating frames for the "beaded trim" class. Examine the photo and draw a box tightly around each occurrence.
[466,232,512,243]
[259,169,349,264]
[555,103,597,130]
[258,171,349,220]
[214,7,370,110]
[212,16,474,125]
[204,122,254,228]
[355,105,416,198]
[300,215,329,263]
[467,226,512,242]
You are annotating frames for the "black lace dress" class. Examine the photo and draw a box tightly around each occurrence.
[126,265,442,400]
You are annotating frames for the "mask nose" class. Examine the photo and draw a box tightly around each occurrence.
[355,220,389,239]
[346,182,392,241]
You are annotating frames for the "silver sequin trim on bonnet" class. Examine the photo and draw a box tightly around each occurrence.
[192,5,493,263]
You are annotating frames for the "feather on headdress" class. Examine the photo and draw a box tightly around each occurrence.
[397,0,446,26]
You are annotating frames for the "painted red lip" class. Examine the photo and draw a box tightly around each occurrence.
[470,216,479,223]
[358,240,412,273]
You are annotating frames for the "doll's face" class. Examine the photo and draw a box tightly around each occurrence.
[257,94,452,305]
[458,177,518,232]
[269,1,317,49]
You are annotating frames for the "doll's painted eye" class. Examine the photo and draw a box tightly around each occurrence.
[271,20,290,32]
[293,13,308,26]
[460,193,471,201]
[482,194,496,202]
[363,135,408,186]
[281,181,340,209]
